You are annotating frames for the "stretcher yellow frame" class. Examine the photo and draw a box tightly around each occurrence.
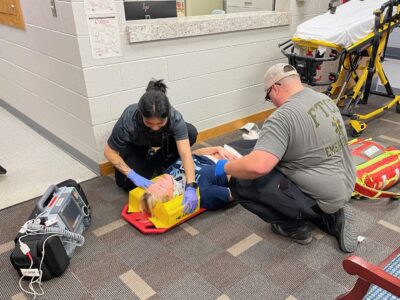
[283,2,400,137]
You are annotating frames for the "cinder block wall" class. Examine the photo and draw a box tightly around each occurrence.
[0,0,97,169]
[388,27,400,49]
[89,0,330,165]
[0,0,329,170]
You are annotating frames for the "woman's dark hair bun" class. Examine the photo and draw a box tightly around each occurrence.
[146,79,167,94]
[139,79,171,119]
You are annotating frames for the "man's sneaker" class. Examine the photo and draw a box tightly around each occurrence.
[0,165,6,175]
[271,222,312,245]
[335,206,358,253]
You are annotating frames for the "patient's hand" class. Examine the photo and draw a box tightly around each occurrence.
[215,147,239,161]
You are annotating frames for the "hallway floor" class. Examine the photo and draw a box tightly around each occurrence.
[0,94,399,300]
[0,107,96,210]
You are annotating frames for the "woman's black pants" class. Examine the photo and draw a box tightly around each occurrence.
[115,123,198,192]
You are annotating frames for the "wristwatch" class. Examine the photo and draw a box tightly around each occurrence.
[185,182,198,189]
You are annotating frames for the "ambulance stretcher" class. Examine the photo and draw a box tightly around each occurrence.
[280,0,400,137]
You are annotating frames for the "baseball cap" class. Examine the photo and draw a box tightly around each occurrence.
[264,63,299,91]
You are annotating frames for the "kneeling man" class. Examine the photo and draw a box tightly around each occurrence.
[215,63,358,253]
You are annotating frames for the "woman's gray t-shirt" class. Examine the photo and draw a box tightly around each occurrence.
[255,88,356,213]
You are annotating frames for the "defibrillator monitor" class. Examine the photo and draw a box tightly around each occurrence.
[59,197,82,232]
[47,186,86,233]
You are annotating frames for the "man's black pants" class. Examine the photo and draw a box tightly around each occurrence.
[230,168,324,225]
[115,123,198,192]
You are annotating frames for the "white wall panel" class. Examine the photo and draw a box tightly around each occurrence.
[28,26,82,66]
[0,39,86,95]
[120,58,168,90]
[0,24,30,48]
[20,0,63,31]
[176,85,264,124]
[290,0,326,15]
[89,96,112,125]
[388,28,400,48]
[84,65,123,97]
[107,87,145,120]
[93,122,114,152]
[194,102,272,131]
[0,0,96,164]
[0,39,36,74]
[141,38,191,59]
[140,26,291,61]
[167,37,286,80]
[71,2,88,35]
[34,52,87,95]
[168,61,277,106]
[0,75,97,150]
[93,122,116,161]
[58,1,77,35]
[0,59,91,123]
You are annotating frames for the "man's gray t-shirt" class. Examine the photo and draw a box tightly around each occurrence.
[255,88,356,213]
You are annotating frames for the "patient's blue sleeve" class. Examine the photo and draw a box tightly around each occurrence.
[165,155,231,210]
[197,165,230,210]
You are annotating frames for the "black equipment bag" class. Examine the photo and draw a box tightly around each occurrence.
[10,179,89,281]
[10,234,69,281]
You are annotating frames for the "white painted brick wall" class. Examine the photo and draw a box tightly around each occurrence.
[388,27,400,49]
[0,38,86,94]
[0,59,91,124]
[107,88,146,120]
[0,75,97,160]
[84,65,123,97]
[0,0,96,165]
[28,25,82,66]
[0,0,330,166]
[120,58,169,91]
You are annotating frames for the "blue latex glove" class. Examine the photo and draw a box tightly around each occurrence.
[127,170,152,188]
[215,159,228,177]
[182,187,198,214]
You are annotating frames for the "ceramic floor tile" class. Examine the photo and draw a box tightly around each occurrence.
[0,169,42,210]
[0,107,96,210]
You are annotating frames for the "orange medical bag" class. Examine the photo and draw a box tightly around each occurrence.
[349,138,400,199]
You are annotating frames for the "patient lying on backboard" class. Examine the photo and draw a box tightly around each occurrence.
[139,146,242,217]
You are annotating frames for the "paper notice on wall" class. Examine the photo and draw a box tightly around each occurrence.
[84,0,116,14]
[87,16,121,59]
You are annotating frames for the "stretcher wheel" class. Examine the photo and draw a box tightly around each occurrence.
[350,128,362,138]
[396,103,400,113]
[349,119,366,137]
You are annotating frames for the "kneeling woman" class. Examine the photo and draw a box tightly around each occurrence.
[104,79,199,213]
[140,146,239,216]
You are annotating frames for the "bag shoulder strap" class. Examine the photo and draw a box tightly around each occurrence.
[354,178,400,199]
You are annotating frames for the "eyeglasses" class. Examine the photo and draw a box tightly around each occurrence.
[265,82,281,102]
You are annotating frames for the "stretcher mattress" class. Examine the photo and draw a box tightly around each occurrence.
[294,0,390,48]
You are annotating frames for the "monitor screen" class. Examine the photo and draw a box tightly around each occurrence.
[60,198,82,232]
[124,1,177,20]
